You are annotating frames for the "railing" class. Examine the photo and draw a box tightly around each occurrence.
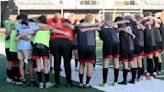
[13,0,164,10]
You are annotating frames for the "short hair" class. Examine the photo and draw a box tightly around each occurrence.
[85,14,94,22]
[114,16,123,22]
[38,15,46,23]
[144,11,153,17]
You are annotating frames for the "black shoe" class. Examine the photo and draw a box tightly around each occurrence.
[118,81,127,85]
[30,80,37,86]
[54,83,61,88]
[22,81,28,87]
[129,80,135,84]
[66,83,75,88]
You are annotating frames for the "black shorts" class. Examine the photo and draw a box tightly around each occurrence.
[154,42,163,52]
[72,44,78,50]
[144,46,155,54]
[5,49,18,61]
[78,46,96,64]
[32,44,49,60]
[103,43,119,59]
[120,50,134,62]
[134,45,144,57]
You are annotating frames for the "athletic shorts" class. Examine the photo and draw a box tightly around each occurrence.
[72,44,78,50]
[103,43,119,59]
[49,40,54,54]
[17,50,32,60]
[134,45,144,57]
[5,49,18,61]
[5,48,12,61]
[154,42,163,53]
[144,46,155,55]
[120,50,134,62]
[78,46,96,64]
[32,45,49,59]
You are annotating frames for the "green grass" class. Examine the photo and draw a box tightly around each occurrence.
[0,55,100,92]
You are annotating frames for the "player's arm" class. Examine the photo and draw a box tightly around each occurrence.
[16,31,35,40]
[51,29,70,36]
[118,28,135,39]
[80,26,101,32]
[104,20,130,27]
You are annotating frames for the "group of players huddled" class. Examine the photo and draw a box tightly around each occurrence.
[3,11,164,88]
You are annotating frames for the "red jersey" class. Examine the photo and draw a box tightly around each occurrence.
[47,18,75,42]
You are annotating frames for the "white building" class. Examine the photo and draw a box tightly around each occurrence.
[1,0,164,24]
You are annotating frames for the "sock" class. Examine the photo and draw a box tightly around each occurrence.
[12,67,16,81]
[131,68,137,82]
[147,58,154,75]
[137,67,142,78]
[86,76,91,84]
[103,68,108,83]
[79,74,84,83]
[44,73,49,82]
[123,69,128,83]
[75,59,78,68]
[158,63,162,72]
[7,69,11,79]
[141,59,145,75]
[37,72,42,82]
[153,56,159,72]
[114,68,119,82]
[93,63,96,68]
[15,67,20,82]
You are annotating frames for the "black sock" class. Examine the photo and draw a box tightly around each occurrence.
[153,56,159,72]
[37,72,42,82]
[86,76,91,84]
[7,69,10,78]
[114,68,119,82]
[103,68,108,83]
[12,67,16,81]
[141,59,145,75]
[131,68,137,82]
[123,69,128,83]
[93,63,96,68]
[75,59,78,68]
[15,67,20,82]
[137,67,142,78]
[147,58,153,75]
[79,74,84,83]
[44,73,49,82]
[158,63,162,72]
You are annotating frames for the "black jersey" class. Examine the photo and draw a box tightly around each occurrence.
[119,23,134,51]
[144,25,156,47]
[160,23,164,49]
[133,25,144,46]
[99,25,119,44]
[154,28,162,44]
[75,26,96,47]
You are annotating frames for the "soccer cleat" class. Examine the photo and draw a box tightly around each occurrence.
[15,81,23,85]
[148,76,154,80]
[99,83,108,87]
[153,72,158,78]
[118,81,127,85]
[84,84,91,88]
[112,82,118,86]
[6,77,13,83]
[78,83,85,88]
[39,82,44,88]
[129,80,135,84]
[45,82,54,88]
